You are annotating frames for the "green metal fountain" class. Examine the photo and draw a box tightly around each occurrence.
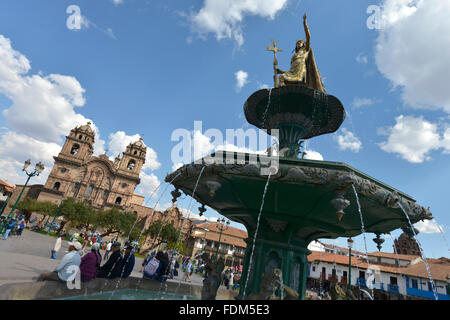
[165,15,433,300]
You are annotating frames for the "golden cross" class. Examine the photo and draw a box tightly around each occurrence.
[266,40,283,88]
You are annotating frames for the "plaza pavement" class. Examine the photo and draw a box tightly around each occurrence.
[0,229,208,288]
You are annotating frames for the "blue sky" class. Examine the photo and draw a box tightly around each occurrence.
[0,0,449,259]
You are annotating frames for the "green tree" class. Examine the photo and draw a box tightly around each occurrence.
[14,197,39,220]
[143,220,181,252]
[96,207,125,238]
[57,198,97,233]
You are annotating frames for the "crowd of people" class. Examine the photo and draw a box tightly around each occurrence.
[0,215,26,240]
[38,232,136,284]
[3,218,243,291]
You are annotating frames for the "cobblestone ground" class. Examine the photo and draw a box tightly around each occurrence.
[0,229,209,288]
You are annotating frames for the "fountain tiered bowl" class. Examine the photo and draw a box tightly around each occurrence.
[166,84,433,300]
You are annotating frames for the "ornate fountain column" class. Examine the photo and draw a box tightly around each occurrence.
[235,221,311,300]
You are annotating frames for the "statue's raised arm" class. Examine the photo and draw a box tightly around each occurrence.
[303,14,310,52]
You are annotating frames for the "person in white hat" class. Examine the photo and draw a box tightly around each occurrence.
[37,241,82,282]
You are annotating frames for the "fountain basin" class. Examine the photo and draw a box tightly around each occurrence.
[165,151,433,299]
[244,85,345,140]
[0,276,238,300]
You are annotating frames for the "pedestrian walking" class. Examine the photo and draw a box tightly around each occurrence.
[104,241,112,260]
[183,258,192,282]
[51,233,63,259]
[3,219,16,240]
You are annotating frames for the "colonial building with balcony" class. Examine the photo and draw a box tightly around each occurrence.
[0,179,15,214]
[307,251,449,300]
[185,221,247,268]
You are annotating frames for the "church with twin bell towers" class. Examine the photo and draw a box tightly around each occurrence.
[42,122,147,209]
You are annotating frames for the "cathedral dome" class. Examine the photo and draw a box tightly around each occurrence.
[130,137,146,150]
[78,121,95,135]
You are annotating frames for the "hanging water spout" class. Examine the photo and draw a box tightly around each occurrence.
[331,189,350,222]
[206,181,221,198]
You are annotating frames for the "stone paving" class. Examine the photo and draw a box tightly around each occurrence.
[0,229,213,288]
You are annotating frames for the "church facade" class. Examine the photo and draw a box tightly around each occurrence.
[40,122,147,210]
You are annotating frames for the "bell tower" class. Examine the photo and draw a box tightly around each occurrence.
[118,138,146,177]
[59,122,95,162]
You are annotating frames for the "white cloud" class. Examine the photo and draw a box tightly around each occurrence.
[352,97,376,109]
[235,70,248,91]
[414,219,444,234]
[378,115,442,163]
[76,15,116,39]
[0,34,161,195]
[172,163,184,171]
[111,0,124,6]
[107,131,161,171]
[303,150,323,161]
[334,129,362,152]
[136,172,161,200]
[188,0,288,46]
[356,53,368,64]
[375,0,450,112]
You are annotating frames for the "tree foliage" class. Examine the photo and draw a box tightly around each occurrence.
[144,220,181,250]
[14,197,39,220]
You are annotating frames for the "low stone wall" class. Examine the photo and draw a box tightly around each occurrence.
[0,276,238,300]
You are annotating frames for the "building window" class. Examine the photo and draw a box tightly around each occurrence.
[53,182,61,191]
[73,183,80,191]
[127,160,135,170]
[86,185,94,195]
[343,271,347,278]
[103,190,109,199]
[60,168,67,173]
[121,183,127,188]
[390,276,397,285]
[70,144,80,155]
[359,271,365,279]
[312,266,316,272]
[428,282,433,291]
[411,279,418,289]
[115,197,122,205]
[78,135,83,140]
[134,151,137,155]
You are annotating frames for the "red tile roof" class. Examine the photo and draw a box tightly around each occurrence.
[0,179,15,193]
[367,251,420,261]
[308,251,450,281]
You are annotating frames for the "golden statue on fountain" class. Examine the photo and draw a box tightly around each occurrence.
[268,14,325,93]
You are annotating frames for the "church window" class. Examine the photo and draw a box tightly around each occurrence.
[115,197,122,205]
[103,190,109,199]
[134,151,137,155]
[86,185,94,195]
[79,135,83,140]
[70,144,80,155]
[121,183,127,188]
[53,182,61,191]
[73,183,80,191]
[127,160,136,170]
[60,168,67,173]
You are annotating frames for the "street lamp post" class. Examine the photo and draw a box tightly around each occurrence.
[347,238,354,292]
[6,159,44,221]
[214,218,230,261]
